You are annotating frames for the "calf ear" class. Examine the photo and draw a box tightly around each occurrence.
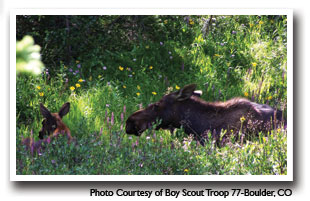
[58,102,70,118]
[176,84,197,101]
[40,103,53,119]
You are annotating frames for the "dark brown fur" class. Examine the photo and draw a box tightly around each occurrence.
[126,84,285,145]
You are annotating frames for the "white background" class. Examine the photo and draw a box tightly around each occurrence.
[1,0,309,200]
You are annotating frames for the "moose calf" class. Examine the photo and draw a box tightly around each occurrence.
[21,102,73,153]
[39,102,72,143]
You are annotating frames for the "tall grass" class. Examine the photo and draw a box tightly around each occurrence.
[16,15,288,175]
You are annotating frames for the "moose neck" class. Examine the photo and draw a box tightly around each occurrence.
[173,96,217,135]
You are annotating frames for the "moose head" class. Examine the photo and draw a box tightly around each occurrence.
[39,102,72,143]
[125,84,198,136]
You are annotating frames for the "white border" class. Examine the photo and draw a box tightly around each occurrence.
[10,9,293,181]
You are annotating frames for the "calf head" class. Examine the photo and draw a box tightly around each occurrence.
[39,102,70,140]
[126,84,197,136]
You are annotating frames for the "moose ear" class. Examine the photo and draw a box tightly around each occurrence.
[193,90,203,97]
[58,102,70,118]
[176,84,197,101]
[40,103,52,119]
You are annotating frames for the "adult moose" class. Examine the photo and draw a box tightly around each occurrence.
[126,84,285,145]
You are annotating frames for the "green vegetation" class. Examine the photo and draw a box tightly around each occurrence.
[16,15,287,175]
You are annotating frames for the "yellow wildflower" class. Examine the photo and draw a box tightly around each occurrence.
[145,45,149,49]
[98,74,102,78]
[39,92,44,97]
[76,60,80,64]
[119,66,124,71]
[184,169,189,173]
[244,92,249,97]
[259,20,264,25]
[252,62,257,67]
[267,96,272,100]
[189,19,194,25]
[240,116,246,123]
[76,83,81,88]
[136,92,141,96]
[149,66,153,70]
[36,86,41,90]
[175,85,180,90]
[152,92,157,95]
[137,85,141,90]
[164,19,168,24]
[78,79,84,82]
[123,85,127,89]
[214,54,221,57]
[70,86,75,91]
[249,23,254,28]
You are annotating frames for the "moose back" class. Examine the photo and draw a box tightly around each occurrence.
[125,84,285,145]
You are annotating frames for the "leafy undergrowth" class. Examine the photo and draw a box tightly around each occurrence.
[16,15,288,175]
[17,124,287,175]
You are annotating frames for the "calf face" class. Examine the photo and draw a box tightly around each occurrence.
[39,102,72,143]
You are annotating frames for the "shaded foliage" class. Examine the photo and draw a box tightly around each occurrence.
[16,15,288,175]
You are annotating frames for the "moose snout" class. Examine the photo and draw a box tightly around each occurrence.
[125,120,139,136]
[125,117,150,136]
[38,130,44,139]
